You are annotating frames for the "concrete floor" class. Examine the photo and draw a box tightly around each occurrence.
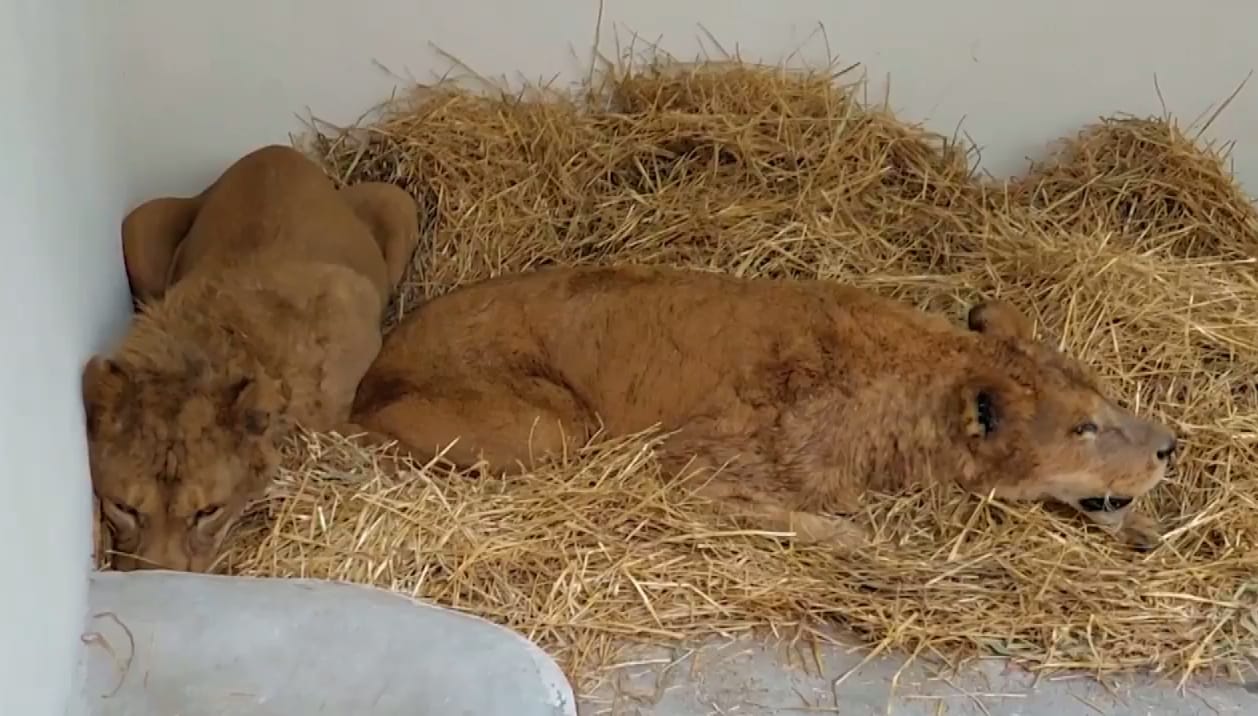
[78,571,1257,716]
[580,629,1258,715]
[81,571,576,716]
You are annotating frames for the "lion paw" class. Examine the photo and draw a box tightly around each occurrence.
[1115,512,1164,553]
[787,512,870,550]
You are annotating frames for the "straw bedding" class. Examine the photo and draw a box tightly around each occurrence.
[128,57,1258,688]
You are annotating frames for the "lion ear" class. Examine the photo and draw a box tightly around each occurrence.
[121,195,204,304]
[82,357,129,437]
[222,375,282,437]
[956,378,1003,441]
[967,300,1034,343]
[338,182,421,292]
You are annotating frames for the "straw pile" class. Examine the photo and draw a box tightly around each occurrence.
[170,56,1258,689]
[1012,114,1258,261]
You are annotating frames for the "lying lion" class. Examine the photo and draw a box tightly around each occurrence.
[348,264,1178,549]
[84,144,421,572]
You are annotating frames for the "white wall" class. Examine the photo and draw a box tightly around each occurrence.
[0,2,129,715]
[107,0,1258,204]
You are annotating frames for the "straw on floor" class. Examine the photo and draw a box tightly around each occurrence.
[208,58,1257,688]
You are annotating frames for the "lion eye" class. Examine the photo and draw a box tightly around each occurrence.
[193,505,224,525]
[102,500,142,529]
[1072,421,1099,436]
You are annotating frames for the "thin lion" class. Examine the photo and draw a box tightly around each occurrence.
[348,264,1178,550]
[83,145,421,572]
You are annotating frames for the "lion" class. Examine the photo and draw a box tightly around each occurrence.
[83,144,421,572]
[347,264,1178,550]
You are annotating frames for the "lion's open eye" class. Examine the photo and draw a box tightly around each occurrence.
[1072,421,1099,436]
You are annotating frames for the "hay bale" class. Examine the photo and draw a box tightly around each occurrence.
[306,60,988,326]
[1011,115,1258,259]
[211,57,1258,689]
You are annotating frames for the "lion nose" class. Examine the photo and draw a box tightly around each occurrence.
[1156,438,1177,462]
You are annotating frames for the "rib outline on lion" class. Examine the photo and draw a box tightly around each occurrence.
[84,145,421,572]
[349,264,1177,549]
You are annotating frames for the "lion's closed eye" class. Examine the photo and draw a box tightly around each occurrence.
[192,504,225,527]
[101,499,142,530]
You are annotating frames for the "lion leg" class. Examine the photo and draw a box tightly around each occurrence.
[358,398,585,474]
[351,377,591,475]
[314,421,417,480]
[329,421,405,450]
[759,507,868,548]
[287,270,390,432]
[688,478,869,550]
[660,422,869,550]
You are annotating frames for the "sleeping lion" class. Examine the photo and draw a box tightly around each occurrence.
[348,264,1178,550]
[84,145,420,572]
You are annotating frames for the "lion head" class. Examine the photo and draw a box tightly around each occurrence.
[82,355,284,572]
[951,300,1177,546]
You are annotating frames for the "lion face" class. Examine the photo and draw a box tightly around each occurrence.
[82,356,282,572]
[956,301,1177,544]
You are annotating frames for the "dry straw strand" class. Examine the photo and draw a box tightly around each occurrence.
[116,50,1258,691]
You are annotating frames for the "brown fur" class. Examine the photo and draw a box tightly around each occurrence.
[86,145,421,572]
[349,265,1178,549]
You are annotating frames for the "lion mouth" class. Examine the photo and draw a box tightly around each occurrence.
[1078,496,1133,512]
